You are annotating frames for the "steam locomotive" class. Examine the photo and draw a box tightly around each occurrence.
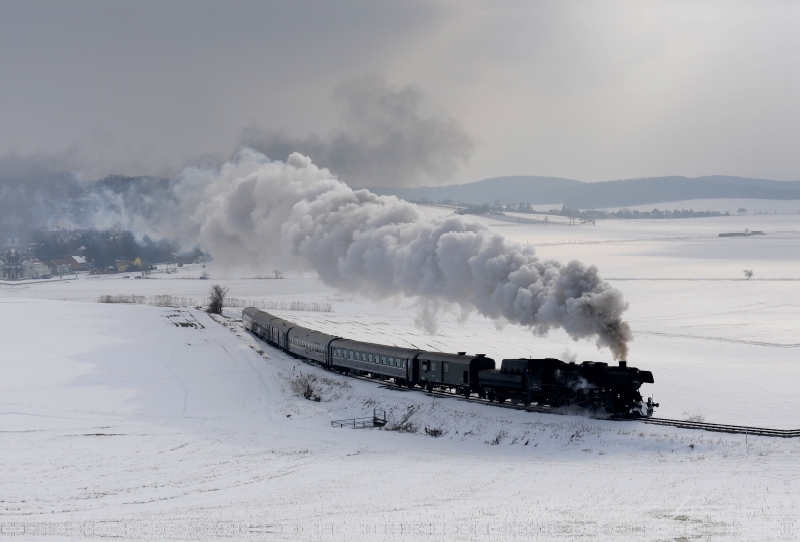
[242,307,657,417]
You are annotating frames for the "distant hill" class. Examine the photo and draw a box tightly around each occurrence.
[367,175,800,208]
[367,176,581,205]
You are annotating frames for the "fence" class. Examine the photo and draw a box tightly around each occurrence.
[97,294,332,312]
[223,298,332,312]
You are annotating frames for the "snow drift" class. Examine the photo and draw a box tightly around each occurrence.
[127,149,634,358]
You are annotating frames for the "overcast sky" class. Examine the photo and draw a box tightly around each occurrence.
[1,0,798,185]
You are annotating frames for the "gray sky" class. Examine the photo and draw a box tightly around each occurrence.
[1,0,798,185]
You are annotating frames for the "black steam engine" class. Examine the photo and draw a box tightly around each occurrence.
[478,358,657,417]
[242,307,657,417]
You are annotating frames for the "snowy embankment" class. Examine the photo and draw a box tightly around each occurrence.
[1,297,798,541]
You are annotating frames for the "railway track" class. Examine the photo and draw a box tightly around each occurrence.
[635,417,800,438]
[322,363,800,438]
[337,367,800,438]
[232,317,800,439]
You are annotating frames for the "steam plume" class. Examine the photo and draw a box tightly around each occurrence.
[165,149,632,358]
[241,75,474,188]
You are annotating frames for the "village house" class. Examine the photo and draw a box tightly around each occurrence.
[68,255,88,271]
[115,257,143,272]
[22,258,51,279]
[50,259,73,276]
[2,249,24,280]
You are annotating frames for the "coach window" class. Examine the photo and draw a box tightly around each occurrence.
[381,356,387,365]
[432,362,436,372]
[368,353,373,362]
[388,357,394,366]
[349,350,354,359]
[444,362,449,373]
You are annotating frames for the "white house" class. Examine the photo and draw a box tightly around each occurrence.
[22,259,51,279]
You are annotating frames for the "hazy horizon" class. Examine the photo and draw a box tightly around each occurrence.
[2,1,799,187]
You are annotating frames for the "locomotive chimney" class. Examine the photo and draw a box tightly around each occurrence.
[619,361,627,367]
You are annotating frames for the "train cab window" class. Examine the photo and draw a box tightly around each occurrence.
[444,362,449,373]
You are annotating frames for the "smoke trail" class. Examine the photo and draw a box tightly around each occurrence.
[172,149,632,358]
[241,75,474,188]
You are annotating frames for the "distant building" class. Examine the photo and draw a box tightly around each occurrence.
[22,258,51,279]
[68,255,87,271]
[50,259,73,276]
[115,257,142,272]
[2,249,23,280]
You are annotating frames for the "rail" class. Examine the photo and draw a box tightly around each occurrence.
[235,319,800,438]
[634,417,800,438]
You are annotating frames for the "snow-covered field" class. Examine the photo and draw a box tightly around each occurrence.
[1,203,799,540]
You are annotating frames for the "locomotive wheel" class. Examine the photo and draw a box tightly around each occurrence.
[463,389,471,399]
[487,391,497,402]
[547,394,559,408]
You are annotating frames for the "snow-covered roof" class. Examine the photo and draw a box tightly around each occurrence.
[71,256,87,264]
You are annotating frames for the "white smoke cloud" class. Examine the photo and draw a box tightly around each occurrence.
[111,148,633,358]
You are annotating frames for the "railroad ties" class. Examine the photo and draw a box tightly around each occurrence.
[635,417,800,438]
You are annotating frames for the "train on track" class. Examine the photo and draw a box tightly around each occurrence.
[242,307,658,417]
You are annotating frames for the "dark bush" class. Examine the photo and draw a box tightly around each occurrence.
[207,284,229,314]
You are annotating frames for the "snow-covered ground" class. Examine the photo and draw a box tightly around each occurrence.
[1,203,799,540]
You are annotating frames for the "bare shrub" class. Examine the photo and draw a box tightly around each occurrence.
[98,294,146,304]
[424,427,444,437]
[291,372,321,401]
[487,430,508,445]
[385,407,418,433]
[682,410,705,423]
[207,284,229,315]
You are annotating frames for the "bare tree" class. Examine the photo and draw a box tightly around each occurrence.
[743,270,754,280]
[273,269,283,279]
[207,284,229,314]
